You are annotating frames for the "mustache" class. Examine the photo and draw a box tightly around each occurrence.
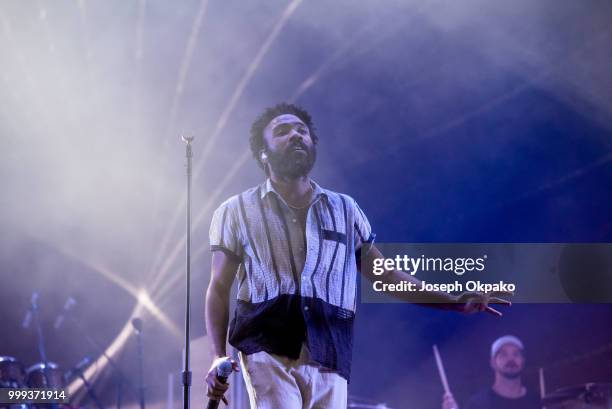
[287,141,308,151]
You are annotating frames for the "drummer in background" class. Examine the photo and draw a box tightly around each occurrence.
[443,335,541,409]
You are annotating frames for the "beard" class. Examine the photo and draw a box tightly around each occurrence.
[500,370,522,380]
[498,363,522,379]
[266,141,316,179]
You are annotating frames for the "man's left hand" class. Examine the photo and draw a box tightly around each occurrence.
[454,291,513,316]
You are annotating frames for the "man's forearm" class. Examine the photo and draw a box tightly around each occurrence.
[360,245,460,309]
[378,269,459,309]
[205,282,231,358]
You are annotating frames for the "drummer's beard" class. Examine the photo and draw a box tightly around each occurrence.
[500,370,522,380]
[499,362,522,379]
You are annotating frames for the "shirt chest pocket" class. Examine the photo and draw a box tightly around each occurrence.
[322,229,347,245]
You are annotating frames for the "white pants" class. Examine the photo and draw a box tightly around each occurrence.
[238,344,347,409]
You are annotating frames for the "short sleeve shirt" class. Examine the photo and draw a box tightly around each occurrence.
[209,179,375,381]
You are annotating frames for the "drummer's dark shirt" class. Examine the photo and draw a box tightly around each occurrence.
[465,388,541,409]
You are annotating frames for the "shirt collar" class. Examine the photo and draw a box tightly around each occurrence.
[260,178,327,201]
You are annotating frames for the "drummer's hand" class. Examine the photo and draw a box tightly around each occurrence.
[442,392,459,409]
[455,290,513,316]
[205,356,240,404]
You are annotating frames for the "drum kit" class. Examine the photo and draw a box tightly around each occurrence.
[1,356,67,389]
[5,293,134,409]
[542,383,612,409]
[0,292,150,409]
[0,357,70,409]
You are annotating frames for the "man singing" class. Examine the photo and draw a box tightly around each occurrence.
[205,103,510,408]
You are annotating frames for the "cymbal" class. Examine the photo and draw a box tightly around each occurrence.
[542,382,612,406]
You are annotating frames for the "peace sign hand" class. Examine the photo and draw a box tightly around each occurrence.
[455,290,513,316]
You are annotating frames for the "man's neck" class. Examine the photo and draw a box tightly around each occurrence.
[269,173,312,205]
[492,374,525,399]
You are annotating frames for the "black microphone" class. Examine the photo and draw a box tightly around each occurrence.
[22,292,39,329]
[54,297,77,330]
[64,357,91,383]
[206,360,233,409]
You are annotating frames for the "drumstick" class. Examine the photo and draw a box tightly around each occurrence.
[433,345,451,395]
[539,367,546,397]
[539,367,546,409]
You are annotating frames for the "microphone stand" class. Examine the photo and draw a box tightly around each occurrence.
[132,318,145,409]
[30,293,58,409]
[30,294,50,385]
[75,368,105,409]
[181,135,194,409]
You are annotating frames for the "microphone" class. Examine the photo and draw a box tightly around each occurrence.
[22,292,39,329]
[180,135,194,144]
[54,297,77,330]
[64,357,91,383]
[206,360,233,409]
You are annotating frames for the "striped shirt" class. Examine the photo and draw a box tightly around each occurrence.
[209,178,375,380]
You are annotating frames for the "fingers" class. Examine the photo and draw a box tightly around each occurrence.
[488,297,512,306]
[485,306,503,317]
[206,357,239,402]
[206,386,228,400]
[213,376,229,390]
[206,387,228,400]
[206,372,230,400]
[467,301,504,316]
[206,387,229,402]
[459,291,512,315]
[206,380,229,399]
[442,392,458,409]
[229,359,241,373]
[475,297,489,313]
[461,298,480,314]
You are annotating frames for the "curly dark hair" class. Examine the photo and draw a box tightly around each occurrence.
[249,102,318,169]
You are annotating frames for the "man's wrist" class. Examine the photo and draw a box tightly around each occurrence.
[446,294,463,311]
[212,346,227,359]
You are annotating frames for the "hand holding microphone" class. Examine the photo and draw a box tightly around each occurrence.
[205,357,239,408]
